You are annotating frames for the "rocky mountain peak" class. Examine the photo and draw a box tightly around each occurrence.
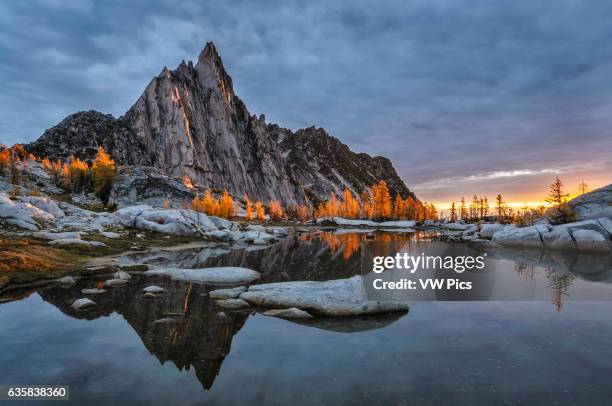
[195,41,235,104]
[27,41,416,207]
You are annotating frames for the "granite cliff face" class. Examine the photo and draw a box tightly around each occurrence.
[566,184,612,221]
[27,42,415,205]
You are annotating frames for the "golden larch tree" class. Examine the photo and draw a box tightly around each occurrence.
[92,146,116,202]
[268,200,283,220]
[254,201,266,220]
[372,180,391,220]
[244,194,254,220]
[219,190,235,219]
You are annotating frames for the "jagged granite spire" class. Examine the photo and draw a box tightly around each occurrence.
[27,42,415,205]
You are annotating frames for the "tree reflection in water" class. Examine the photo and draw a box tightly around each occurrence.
[545,268,576,312]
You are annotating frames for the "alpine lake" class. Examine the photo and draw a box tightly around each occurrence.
[1,228,612,405]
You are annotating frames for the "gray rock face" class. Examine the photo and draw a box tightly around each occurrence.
[108,166,195,208]
[27,42,415,206]
[567,184,612,221]
[27,110,147,164]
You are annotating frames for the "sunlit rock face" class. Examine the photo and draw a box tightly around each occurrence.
[27,42,415,206]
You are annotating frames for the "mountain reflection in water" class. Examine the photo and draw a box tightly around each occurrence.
[2,229,612,394]
[36,274,404,391]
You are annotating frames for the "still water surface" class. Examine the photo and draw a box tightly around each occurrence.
[1,230,611,405]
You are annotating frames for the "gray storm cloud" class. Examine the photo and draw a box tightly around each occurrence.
[1,0,611,202]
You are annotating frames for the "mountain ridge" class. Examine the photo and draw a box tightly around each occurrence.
[27,42,416,206]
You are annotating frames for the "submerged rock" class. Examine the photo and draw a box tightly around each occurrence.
[57,276,76,286]
[215,298,250,309]
[154,318,176,324]
[113,270,131,281]
[209,286,247,299]
[264,308,314,319]
[266,227,288,236]
[71,298,96,311]
[240,276,409,316]
[105,278,129,287]
[142,285,167,294]
[81,288,106,295]
[119,264,149,273]
[145,267,261,284]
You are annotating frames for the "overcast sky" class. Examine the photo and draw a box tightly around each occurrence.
[1,0,611,205]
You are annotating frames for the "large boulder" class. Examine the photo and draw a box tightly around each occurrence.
[541,227,576,250]
[479,223,505,239]
[17,196,65,219]
[239,276,409,316]
[572,229,608,251]
[492,218,612,251]
[0,192,58,230]
[491,225,546,247]
[567,183,612,221]
[109,166,195,209]
[111,206,233,236]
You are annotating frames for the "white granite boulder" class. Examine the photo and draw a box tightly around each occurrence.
[567,183,612,220]
[111,206,241,237]
[491,225,545,247]
[239,276,409,316]
[0,192,57,230]
[145,267,261,284]
[572,229,609,252]
[479,223,505,239]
